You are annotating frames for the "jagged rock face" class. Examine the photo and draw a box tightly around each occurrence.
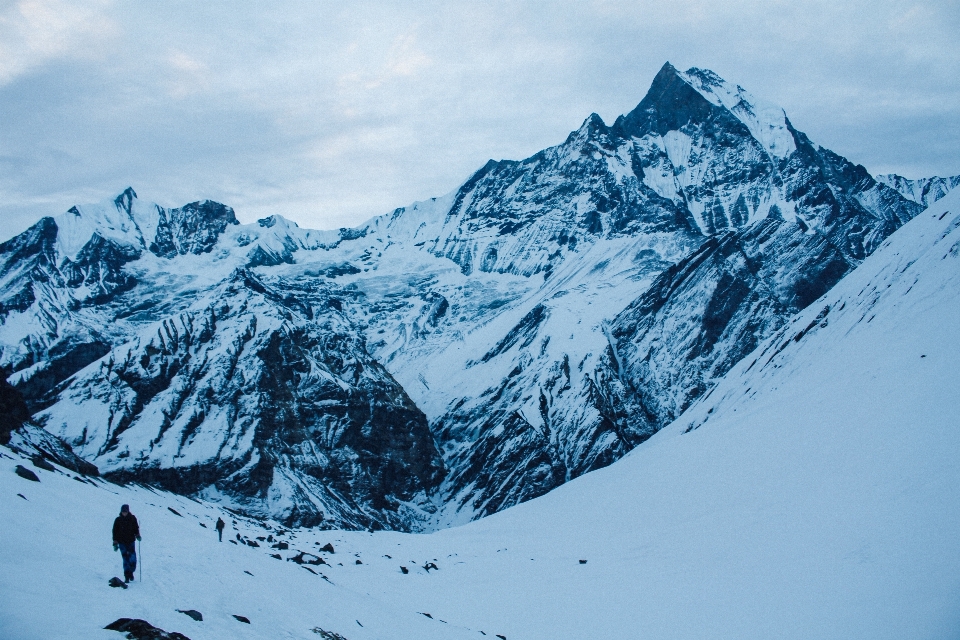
[149,199,238,258]
[0,189,245,408]
[0,215,138,409]
[38,270,443,529]
[0,62,951,530]
[603,216,851,438]
[424,117,697,278]
[0,373,30,445]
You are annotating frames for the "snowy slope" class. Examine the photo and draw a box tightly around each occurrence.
[316,184,960,638]
[4,189,958,639]
[0,449,479,640]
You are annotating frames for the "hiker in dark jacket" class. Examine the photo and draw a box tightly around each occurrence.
[215,517,226,542]
[112,504,141,582]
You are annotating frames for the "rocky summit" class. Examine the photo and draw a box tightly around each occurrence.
[1,63,956,530]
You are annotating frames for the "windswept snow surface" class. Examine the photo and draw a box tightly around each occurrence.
[3,191,959,639]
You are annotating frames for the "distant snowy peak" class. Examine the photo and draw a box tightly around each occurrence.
[875,173,960,208]
[49,187,239,261]
[613,62,794,160]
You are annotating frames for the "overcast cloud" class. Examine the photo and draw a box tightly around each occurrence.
[1,0,958,239]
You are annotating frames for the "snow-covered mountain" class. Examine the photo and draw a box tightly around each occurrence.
[3,187,958,640]
[0,63,952,529]
[876,172,960,208]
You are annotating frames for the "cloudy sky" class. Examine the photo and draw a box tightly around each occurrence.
[1,0,958,240]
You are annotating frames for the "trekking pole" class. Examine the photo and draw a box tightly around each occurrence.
[138,539,142,583]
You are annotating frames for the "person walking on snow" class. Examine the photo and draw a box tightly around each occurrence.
[112,504,141,582]
[215,517,225,542]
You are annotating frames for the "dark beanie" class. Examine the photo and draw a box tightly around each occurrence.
[120,504,130,513]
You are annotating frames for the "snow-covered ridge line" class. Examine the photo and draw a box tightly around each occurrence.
[678,65,796,160]
[875,172,960,209]
[0,62,955,532]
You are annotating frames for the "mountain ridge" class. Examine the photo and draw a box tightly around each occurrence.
[1,63,957,529]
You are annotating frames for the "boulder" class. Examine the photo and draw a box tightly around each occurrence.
[15,465,39,482]
[104,618,191,640]
[176,610,203,622]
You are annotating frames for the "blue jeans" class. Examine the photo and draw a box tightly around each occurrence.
[119,542,137,580]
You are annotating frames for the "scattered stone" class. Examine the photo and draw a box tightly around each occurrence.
[289,551,325,565]
[17,493,26,500]
[355,559,362,565]
[267,534,274,542]
[302,566,318,575]
[31,455,56,472]
[310,628,348,640]
[232,615,251,624]
[271,553,282,560]
[420,612,433,619]
[244,570,254,576]
[496,635,507,640]
[229,540,237,545]
[104,618,191,640]
[246,540,260,547]
[199,522,206,528]
[423,562,438,571]
[271,541,289,550]
[400,566,408,574]
[579,559,587,564]
[319,542,335,553]
[176,610,203,622]
[108,577,128,589]
[383,554,391,559]
[256,536,266,541]
[14,465,39,482]
[168,507,182,517]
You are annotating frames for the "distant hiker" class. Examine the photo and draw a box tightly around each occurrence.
[216,517,226,542]
[112,504,141,582]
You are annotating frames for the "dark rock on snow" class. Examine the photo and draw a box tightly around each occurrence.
[31,454,56,471]
[0,374,30,445]
[289,551,325,565]
[176,609,203,622]
[104,618,190,640]
[14,465,39,482]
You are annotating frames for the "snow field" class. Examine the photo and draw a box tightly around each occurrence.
[0,456,479,640]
